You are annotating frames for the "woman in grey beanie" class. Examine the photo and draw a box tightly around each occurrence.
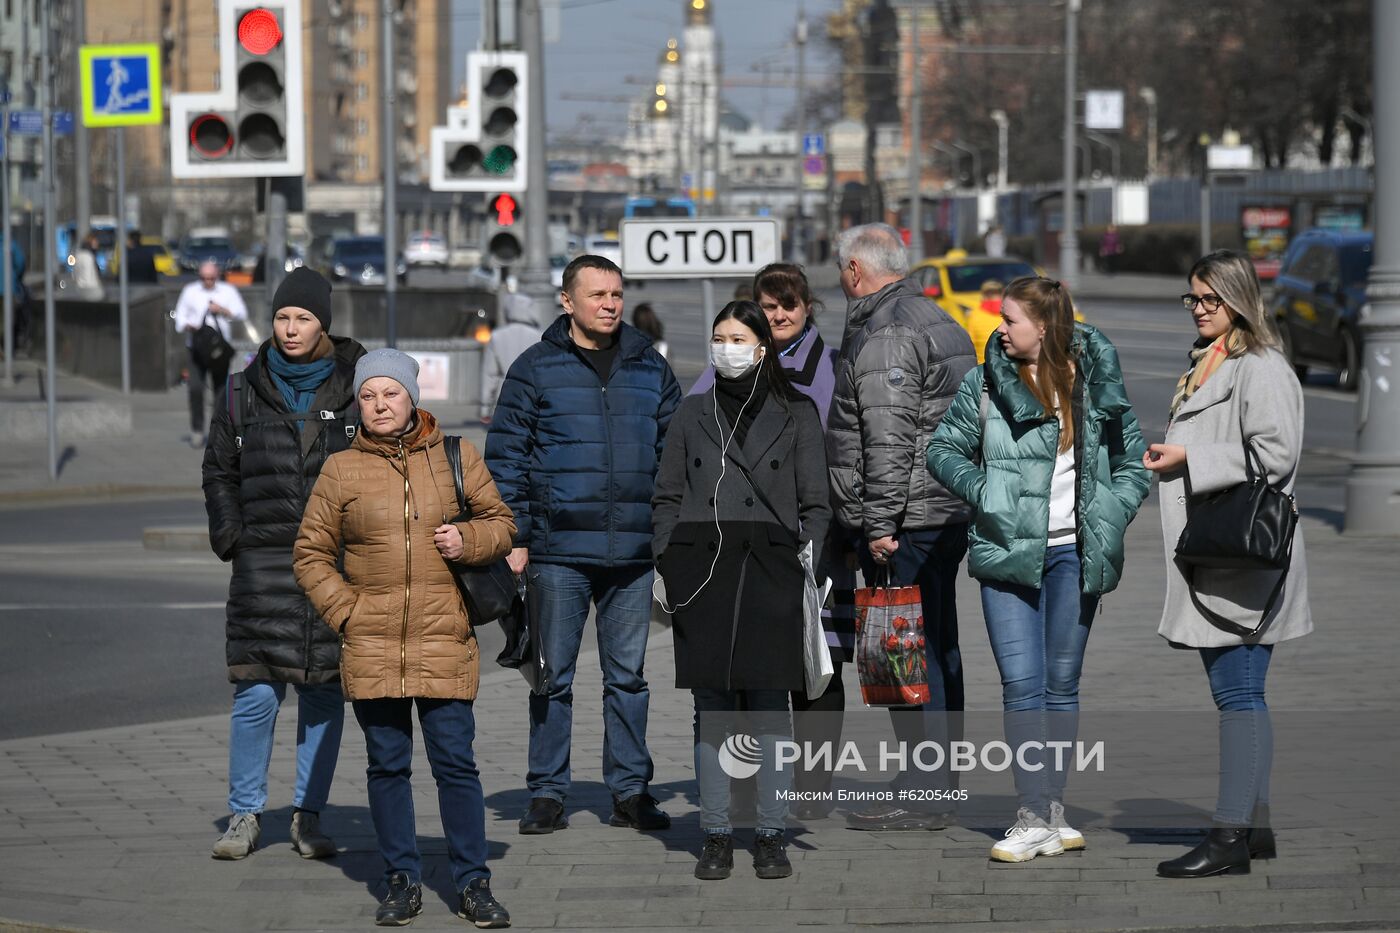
[296,345,516,927]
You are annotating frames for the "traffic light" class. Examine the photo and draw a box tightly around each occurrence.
[485,193,523,267]
[170,0,305,178]
[429,51,528,193]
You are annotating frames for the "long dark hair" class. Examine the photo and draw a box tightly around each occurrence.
[711,300,801,407]
[1003,276,1077,454]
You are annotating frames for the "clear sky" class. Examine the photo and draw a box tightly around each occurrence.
[450,0,841,139]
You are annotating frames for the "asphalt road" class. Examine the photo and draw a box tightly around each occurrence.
[0,287,1358,739]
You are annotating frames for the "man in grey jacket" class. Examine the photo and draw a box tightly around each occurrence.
[826,223,976,830]
[480,290,545,423]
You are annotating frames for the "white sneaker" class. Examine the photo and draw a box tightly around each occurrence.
[1049,801,1084,851]
[990,808,1064,863]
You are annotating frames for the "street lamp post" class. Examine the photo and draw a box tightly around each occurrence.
[991,109,1009,191]
[1344,0,1400,536]
[1059,0,1080,286]
[793,6,808,265]
[1140,87,1158,179]
[906,1,921,266]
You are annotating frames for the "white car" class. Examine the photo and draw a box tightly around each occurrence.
[586,236,621,269]
[403,231,449,269]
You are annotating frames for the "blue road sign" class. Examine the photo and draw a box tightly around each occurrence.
[80,44,163,127]
[8,111,42,135]
[53,112,74,135]
[803,133,825,157]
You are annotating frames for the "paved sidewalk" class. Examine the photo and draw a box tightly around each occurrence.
[0,358,490,504]
[1,503,1397,933]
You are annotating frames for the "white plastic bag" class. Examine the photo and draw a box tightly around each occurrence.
[800,540,834,700]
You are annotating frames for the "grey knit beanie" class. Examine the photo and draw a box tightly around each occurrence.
[354,348,420,406]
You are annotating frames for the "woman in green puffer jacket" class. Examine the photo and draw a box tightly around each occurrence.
[927,276,1150,864]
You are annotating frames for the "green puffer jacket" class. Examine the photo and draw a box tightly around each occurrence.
[926,323,1150,595]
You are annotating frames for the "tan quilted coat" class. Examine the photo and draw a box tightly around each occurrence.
[293,410,516,701]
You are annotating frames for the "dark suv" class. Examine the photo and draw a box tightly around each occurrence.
[1270,229,1373,390]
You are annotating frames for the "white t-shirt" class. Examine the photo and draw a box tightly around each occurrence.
[174,280,248,346]
[1047,444,1077,546]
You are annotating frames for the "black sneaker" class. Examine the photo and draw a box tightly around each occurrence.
[752,833,792,879]
[518,797,567,835]
[457,877,511,929]
[845,801,950,831]
[609,792,672,831]
[694,832,734,881]
[375,872,423,927]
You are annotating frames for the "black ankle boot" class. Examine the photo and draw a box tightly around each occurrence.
[1248,804,1276,860]
[1157,826,1251,878]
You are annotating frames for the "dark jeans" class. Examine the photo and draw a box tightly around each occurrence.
[790,651,845,796]
[188,347,230,434]
[858,523,968,799]
[353,697,489,891]
[1200,644,1274,825]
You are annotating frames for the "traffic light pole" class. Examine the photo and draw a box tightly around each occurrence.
[518,0,553,307]
[1344,0,1400,536]
[1058,0,1080,287]
[2,95,13,388]
[381,0,398,348]
[41,0,58,479]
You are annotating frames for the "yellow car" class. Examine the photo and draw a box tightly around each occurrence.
[912,250,1082,363]
[109,237,179,277]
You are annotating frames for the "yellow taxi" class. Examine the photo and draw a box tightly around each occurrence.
[912,250,1082,362]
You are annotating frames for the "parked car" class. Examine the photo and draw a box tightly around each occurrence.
[585,235,622,269]
[327,236,407,286]
[404,231,450,269]
[179,227,240,273]
[550,254,568,289]
[1270,229,1373,391]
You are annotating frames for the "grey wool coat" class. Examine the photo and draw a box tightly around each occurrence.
[652,389,832,690]
[1156,347,1313,648]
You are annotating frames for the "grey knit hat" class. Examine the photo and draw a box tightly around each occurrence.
[354,348,420,406]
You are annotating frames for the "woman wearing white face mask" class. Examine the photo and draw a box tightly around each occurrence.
[652,301,832,883]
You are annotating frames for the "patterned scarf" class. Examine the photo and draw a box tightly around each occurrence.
[1169,329,1246,421]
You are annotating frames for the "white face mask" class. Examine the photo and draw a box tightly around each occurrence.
[711,342,763,379]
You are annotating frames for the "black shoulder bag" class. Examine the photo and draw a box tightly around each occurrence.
[191,312,233,370]
[443,435,519,625]
[1174,440,1298,637]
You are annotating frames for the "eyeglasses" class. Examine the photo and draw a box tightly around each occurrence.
[1181,293,1226,312]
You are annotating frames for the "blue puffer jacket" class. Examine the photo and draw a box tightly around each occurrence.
[485,314,681,566]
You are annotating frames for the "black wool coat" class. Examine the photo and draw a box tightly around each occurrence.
[652,388,831,691]
[202,335,367,684]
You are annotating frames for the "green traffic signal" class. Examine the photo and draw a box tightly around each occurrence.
[484,144,516,175]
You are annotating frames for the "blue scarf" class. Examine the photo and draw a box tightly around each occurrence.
[266,345,336,427]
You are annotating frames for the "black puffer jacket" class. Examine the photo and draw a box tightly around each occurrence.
[202,335,367,684]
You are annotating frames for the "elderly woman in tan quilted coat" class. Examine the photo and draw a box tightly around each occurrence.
[294,348,515,929]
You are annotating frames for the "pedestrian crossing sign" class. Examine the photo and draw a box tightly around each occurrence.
[80,44,163,127]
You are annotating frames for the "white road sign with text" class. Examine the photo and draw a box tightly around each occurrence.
[620,218,781,279]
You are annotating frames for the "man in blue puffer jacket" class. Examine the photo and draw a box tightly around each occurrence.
[486,254,681,836]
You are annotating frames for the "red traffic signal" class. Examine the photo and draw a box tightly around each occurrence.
[238,8,283,56]
[491,193,518,226]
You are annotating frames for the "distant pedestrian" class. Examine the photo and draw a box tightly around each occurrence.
[125,230,160,284]
[1099,224,1123,274]
[295,349,516,928]
[201,268,365,864]
[827,223,976,831]
[1147,251,1311,879]
[965,279,1004,364]
[72,231,104,300]
[732,281,754,302]
[486,254,681,837]
[984,224,1007,258]
[631,302,668,360]
[4,238,29,356]
[480,291,543,423]
[928,276,1149,863]
[653,300,830,881]
[174,260,248,447]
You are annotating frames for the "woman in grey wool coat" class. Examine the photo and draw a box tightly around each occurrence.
[652,301,831,884]
[1143,250,1312,880]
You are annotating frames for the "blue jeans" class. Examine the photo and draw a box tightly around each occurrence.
[693,689,792,833]
[228,681,344,815]
[859,524,968,799]
[1200,644,1274,826]
[353,698,489,890]
[527,562,655,803]
[979,545,1098,818]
